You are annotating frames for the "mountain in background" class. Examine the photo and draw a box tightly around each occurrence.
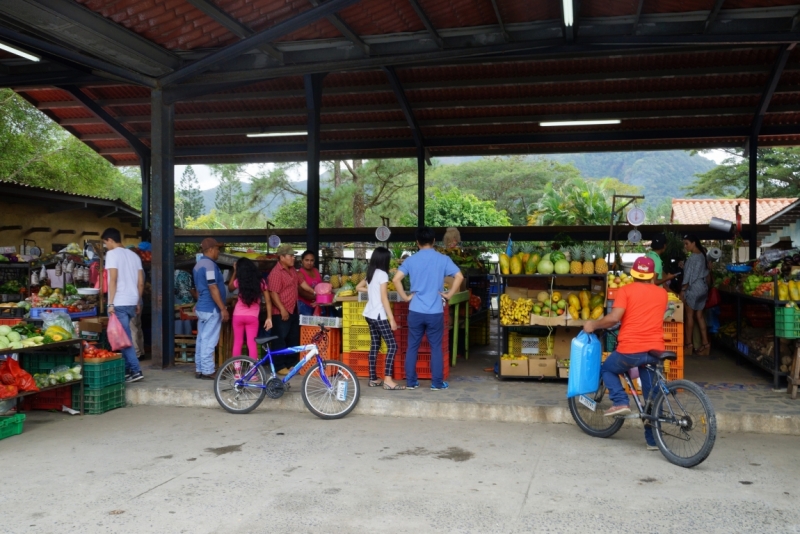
[201,180,307,217]
[549,151,717,206]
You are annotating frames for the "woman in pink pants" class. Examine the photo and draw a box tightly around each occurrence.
[228,258,272,359]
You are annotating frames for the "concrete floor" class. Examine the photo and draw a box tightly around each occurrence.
[2,406,799,534]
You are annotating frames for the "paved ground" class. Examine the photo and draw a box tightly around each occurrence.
[2,406,799,534]
[126,337,800,435]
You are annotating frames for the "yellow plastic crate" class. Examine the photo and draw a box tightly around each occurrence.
[342,301,368,327]
[343,325,387,352]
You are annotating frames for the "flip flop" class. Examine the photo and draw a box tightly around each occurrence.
[368,379,383,387]
[383,383,406,390]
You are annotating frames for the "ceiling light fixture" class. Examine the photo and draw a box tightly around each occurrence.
[562,0,574,27]
[540,119,621,127]
[246,131,307,138]
[0,41,40,62]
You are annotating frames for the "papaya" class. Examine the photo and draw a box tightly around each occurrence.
[578,290,590,309]
[590,305,604,319]
[589,293,604,309]
[510,256,523,275]
[581,307,590,320]
[568,306,580,320]
[524,255,537,275]
[499,254,510,275]
[567,293,580,309]
[44,325,72,340]
[790,280,800,301]
[778,281,789,301]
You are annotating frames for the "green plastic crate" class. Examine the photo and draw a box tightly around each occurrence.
[19,352,75,375]
[82,358,125,390]
[776,307,800,339]
[72,382,126,415]
[0,413,25,441]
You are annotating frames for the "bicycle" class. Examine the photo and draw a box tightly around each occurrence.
[568,349,717,468]
[214,325,361,420]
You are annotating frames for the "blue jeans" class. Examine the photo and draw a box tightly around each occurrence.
[602,350,659,445]
[113,306,141,375]
[406,311,446,388]
[196,310,222,375]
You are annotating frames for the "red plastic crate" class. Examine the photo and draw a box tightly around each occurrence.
[19,385,73,411]
[744,305,772,328]
[298,327,341,375]
[0,318,23,326]
[342,351,386,379]
[719,303,735,322]
[393,350,449,381]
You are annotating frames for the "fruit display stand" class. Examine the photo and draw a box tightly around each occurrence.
[1,339,84,414]
[716,276,794,388]
[497,273,606,379]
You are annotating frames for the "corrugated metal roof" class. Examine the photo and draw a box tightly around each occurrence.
[0,180,141,215]
[671,198,798,225]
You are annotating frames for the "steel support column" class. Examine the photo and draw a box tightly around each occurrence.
[305,73,325,254]
[748,135,758,258]
[150,90,175,369]
[417,146,425,228]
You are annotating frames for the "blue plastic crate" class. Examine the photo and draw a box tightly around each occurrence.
[29,307,97,320]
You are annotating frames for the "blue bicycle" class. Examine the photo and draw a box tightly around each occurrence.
[214,326,360,419]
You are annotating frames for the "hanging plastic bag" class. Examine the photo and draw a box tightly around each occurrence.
[566,331,602,398]
[107,313,132,351]
[0,356,38,393]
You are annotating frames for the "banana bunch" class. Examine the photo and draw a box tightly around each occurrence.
[500,294,534,325]
[667,292,681,302]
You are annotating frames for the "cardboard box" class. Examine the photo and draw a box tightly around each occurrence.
[528,356,557,377]
[444,275,467,293]
[552,327,582,358]
[501,358,529,377]
[557,276,590,288]
[558,367,569,379]
[530,314,568,327]
[504,286,529,299]
[79,318,105,340]
[664,301,684,323]
[591,281,605,293]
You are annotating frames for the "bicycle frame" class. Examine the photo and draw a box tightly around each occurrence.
[619,365,688,427]
[236,344,333,390]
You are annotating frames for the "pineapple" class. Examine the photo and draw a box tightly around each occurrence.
[340,262,351,285]
[329,261,341,289]
[594,245,609,274]
[351,260,365,284]
[568,246,583,274]
[582,245,595,275]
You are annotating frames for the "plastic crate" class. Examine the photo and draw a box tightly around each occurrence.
[469,320,489,346]
[30,307,97,320]
[605,330,618,352]
[0,318,23,326]
[744,305,773,328]
[20,385,73,411]
[775,307,800,339]
[298,326,342,374]
[83,358,125,390]
[19,351,75,375]
[342,301,368,327]
[719,303,735,322]
[0,414,25,441]
[72,382,125,415]
[662,322,684,344]
[393,350,449,381]
[299,315,343,328]
[342,351,386,379]
[663,359,684,381]
[343,325,387,352]
[358,291,402,302]
[394,327,448,354]
[508,334,552,355]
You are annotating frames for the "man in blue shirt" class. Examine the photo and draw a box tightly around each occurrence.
[193,238,229,379]
[393,227,464,390]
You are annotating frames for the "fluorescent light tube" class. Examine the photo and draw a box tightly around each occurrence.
[0,41,39,62]
[540,120,621,127]
[562,0,573,27]
[246,131,307,138]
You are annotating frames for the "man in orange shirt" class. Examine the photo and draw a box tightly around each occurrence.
[583,256,668,450]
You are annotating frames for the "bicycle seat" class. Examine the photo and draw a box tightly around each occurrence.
[648,350,678,361]
[256,335,279,345]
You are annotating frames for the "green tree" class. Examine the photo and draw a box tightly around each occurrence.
[399,188,510,227]
[212,164,248,215]
[428,156,580,225]
[645,198,673,225]
[686,147,800,198]
[528,177,612,226]
[177,166,204,225]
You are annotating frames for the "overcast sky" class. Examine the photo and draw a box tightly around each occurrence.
[176,150,727,192]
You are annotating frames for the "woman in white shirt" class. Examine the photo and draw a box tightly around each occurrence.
[356,247,404,390]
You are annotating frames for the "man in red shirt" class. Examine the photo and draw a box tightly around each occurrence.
[583,256,668,450]
[267,244,315,373]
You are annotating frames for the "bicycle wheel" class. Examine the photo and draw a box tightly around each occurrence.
[568,379,625,438]
[651,379,717,468]
[301,360,360,420]
[214,356,267,414]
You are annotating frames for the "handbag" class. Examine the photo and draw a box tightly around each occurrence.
[705,287,721,309]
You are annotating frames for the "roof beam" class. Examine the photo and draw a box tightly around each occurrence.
[488,0,510,42]
[308,0,369,55]
[704,0,726,34]
[406,0,444,49]
[746,42,797,152]
[160,0,361,86]
[382,66,426,159]
[58,85,149,159]
[183,0,284,64]
[0,25,157,88]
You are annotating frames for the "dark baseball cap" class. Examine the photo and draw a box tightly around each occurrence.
[651,234,666,250]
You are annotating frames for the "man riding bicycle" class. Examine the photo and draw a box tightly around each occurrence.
[583,256,668,451]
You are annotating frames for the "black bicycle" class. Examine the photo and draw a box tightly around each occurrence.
[568,350,716,468]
